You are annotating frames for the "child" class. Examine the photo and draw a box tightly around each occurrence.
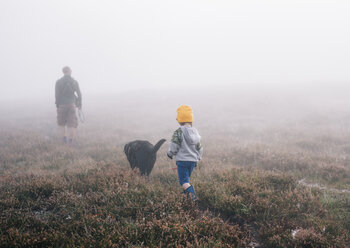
[167,105,203,201]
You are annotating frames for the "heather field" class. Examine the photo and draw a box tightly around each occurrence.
[1,90,350,247]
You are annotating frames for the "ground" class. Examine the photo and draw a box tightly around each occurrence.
[0,90,349,247]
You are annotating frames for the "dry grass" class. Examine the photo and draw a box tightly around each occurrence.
[1,91,350,247]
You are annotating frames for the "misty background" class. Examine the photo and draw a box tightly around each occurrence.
[1,0,350,146]
[0,0,349,101]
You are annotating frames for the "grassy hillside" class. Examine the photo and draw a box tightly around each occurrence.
[1,91,350,247]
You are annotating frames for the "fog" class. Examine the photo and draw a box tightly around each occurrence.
[0,0,349,104]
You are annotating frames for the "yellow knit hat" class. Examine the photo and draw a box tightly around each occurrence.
[177,105,193,123]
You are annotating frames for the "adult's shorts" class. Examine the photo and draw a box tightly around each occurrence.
[57,104,78,128]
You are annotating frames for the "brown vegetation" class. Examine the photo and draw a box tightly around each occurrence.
[1,91,350,247]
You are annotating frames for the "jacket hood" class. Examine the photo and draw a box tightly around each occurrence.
[181,126,201,145]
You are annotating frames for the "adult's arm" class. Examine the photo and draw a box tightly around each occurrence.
[75,81,82,109]
[55,81,59,108]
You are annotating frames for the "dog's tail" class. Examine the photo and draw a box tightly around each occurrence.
[153,139,166,153]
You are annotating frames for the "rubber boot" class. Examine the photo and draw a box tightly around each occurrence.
[184,185,198,201]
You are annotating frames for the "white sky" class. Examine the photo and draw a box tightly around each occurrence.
[0,0,349,100]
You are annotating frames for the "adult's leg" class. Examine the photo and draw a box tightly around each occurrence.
[59,125,67,143]
[66,105,78,144]
[67,127,76,144]
[59,125,66,136]
[57,105,68,143]
[60,125,66,137]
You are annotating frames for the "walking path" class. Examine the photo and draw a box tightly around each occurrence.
[298,178,350,194]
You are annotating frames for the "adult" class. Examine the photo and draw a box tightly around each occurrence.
[55,66,82,144]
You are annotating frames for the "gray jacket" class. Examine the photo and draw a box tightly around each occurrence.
[168,126,203,162]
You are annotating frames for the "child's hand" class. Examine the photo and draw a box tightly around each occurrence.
[167,153,173,159]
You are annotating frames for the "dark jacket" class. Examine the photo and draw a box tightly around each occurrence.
[55,75,82,108]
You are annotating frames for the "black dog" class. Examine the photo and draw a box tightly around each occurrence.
[124,139,166,176]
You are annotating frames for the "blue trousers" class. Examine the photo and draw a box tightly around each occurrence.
[176,161,197,186]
